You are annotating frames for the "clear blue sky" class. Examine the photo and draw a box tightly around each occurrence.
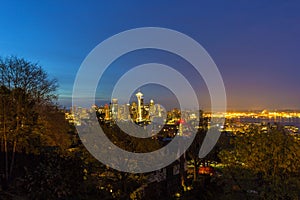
[1,0,300,110]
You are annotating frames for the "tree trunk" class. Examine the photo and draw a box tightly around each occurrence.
[9,140,17,179]
[193,158,198,182]
[3,133,9,190]
[180,154,186,191]
[4,134,8,180]
[1,136,3,152]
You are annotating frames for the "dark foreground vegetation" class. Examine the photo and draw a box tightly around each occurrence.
[0,56,299,199]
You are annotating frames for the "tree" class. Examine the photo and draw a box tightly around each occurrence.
[219,124,300,199]
[24,151,85,200]
[186,110,212,182]
[0,56,58,187]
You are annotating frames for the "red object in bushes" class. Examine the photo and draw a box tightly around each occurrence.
[198,166,215,175]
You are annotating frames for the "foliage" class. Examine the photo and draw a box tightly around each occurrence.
[219,124,300,199]
[0,56,58,188]
[0,56,58,103]
[23,151,85,200]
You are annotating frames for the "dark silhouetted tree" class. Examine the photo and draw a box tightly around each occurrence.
[0,56,58,187]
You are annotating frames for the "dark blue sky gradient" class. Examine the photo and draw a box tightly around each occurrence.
[1,1,300,110]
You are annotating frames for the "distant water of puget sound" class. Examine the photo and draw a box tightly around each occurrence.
[235,117,300,129]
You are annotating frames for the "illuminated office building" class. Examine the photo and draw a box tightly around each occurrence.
[136,91,143,122]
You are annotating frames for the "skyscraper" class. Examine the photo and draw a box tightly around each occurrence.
[149,99,155,121]
[104,104,110,121]
[136,91,143,122]
[111,98,118,121]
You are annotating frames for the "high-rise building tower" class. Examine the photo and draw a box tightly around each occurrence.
[111,98,118,121]
[131,102,137,120]
[104,104,110,121]
[157,104,162,117]
[136,91,143,122]
[149,99,155,121]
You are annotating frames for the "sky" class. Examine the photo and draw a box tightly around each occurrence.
[0,0,300,110]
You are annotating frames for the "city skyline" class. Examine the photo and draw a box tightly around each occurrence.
[1,1,300,110]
